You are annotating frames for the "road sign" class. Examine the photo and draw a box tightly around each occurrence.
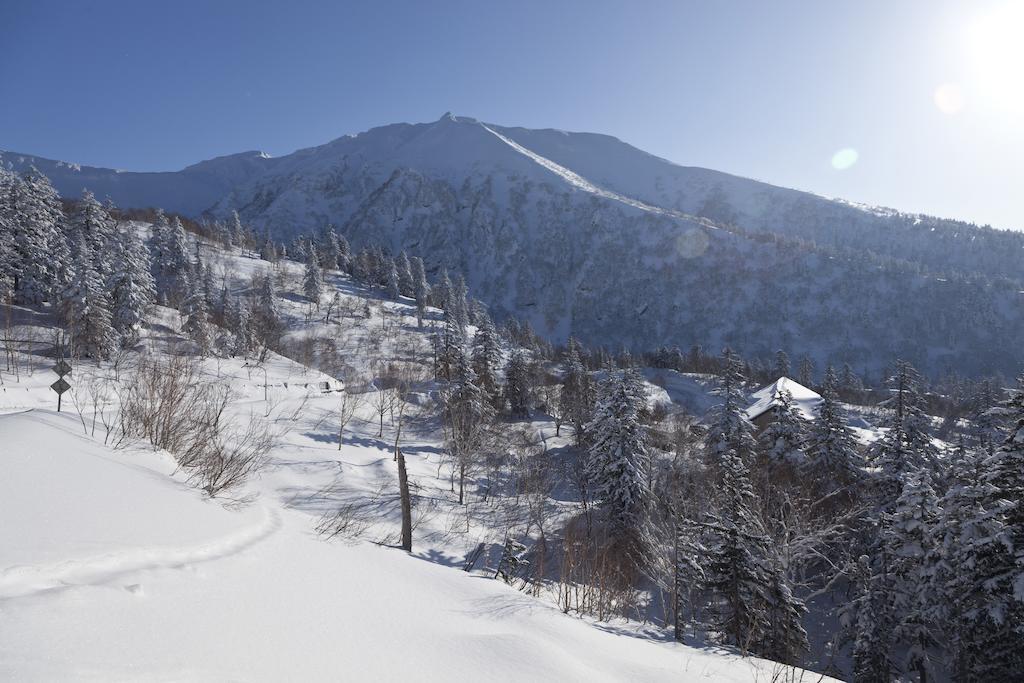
[50,378,71,395]
[53,360,72,377]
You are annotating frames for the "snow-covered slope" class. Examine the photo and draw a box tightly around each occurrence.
[6,114,1023,379]
[0,379,831,681]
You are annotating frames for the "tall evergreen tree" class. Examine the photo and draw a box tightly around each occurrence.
[804,367,862,493]
[411,256,430,324]
[885,471,941,681]
[870,360,938,509]
[396,251,414,296]
[756,388,807,465]
[703,448,807,658]
[182,280,212,356]
[471,315,503,408]
[385,259,401,300]
[774,350,791,378]
[6,168,63,304]
[586,369,651,542]
[560,338,595,445]
[303,243,324,307]
[61,240,115,359]
[69,191,116,280]
[704,348,756,464]
[504,349,533,418]
[108,226,156,347]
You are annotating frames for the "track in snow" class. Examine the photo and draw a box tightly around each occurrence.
[0,505,281,600]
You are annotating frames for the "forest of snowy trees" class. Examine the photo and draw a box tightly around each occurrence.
[3,165,1023,681]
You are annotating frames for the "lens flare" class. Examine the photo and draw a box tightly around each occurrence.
[676,227,709,259]
[934,83,965,114]
[831,148,859,171]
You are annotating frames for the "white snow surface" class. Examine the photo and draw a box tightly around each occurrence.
[0,238,836,682]
[0,409,825,682]
[745,377,823,421]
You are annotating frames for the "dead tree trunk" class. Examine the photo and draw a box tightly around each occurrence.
[397,447,412,552]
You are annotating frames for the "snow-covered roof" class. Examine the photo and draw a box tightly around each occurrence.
[745,377,822,421]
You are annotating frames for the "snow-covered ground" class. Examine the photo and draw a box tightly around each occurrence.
[0,240,838,681]
[0,398,828,682]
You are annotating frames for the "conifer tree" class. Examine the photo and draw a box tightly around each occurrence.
[411,256,430,324]
[386,259,401,300]
[335,233,351,273]
[159,217,191,307]
[851,553,896,682]
[253,274,283,354]
[560,338,595,445]
[451,274,469,331]
[182,281,212,356]
[703,448,807,658]
[433,268,452,310]
[804,367,862,493]
[944,378,1024,679]
[61,240,115,359]
[504,349,533,418]
[6,168,62,304]
[303,243,324,307]
[471,315,502,407]
[586,369,650,542]
[396,251,414,296]
[704,348,756,464]
[69,191,116,280]
[108,226,156,347]
[774,350,791,378]
[797,355,815,387]
[434,311,465,382]
[756,388,807,465]
[885,471,941,681]
[870,360,937,509]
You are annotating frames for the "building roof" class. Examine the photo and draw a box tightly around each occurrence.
[745,377,822,422]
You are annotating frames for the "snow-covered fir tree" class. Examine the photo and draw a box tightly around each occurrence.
[68,191,116,280]
[4,168,63,304]
[253,274,284,354]
[704,348,756,465]
[385,259,401,300]
[586,368,650,543]
[884,471,941,681]
[411,256,430,324]
[434,311,465,383]
[450,274,469,331]
[157,217,192,307]
[702,447,807,659]
[756,388,807,466]
[774,350,791,379]
[503,349,533,418]
[61,240,115,359]
[470,315,503,408]
[182,279,212,356]
[869,360,938,509]
[560,338,595,445]
[851,553,896,682]
[303,243,324,307]
[396,251,414,296]
[803,367,862,494]
[108,226,156,347]
[797,355,815,387]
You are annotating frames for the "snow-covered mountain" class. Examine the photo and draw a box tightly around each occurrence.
[5,114,1023,378]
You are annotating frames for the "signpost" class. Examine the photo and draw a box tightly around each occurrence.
[51,356,72,412]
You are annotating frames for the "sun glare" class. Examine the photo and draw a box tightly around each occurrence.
[968,1,1024,113]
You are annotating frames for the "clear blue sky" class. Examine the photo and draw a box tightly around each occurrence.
[2,0,1022,230]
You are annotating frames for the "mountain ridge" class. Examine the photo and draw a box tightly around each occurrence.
[3,115,1023,379]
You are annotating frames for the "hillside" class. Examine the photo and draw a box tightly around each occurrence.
[0,233,835,682]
